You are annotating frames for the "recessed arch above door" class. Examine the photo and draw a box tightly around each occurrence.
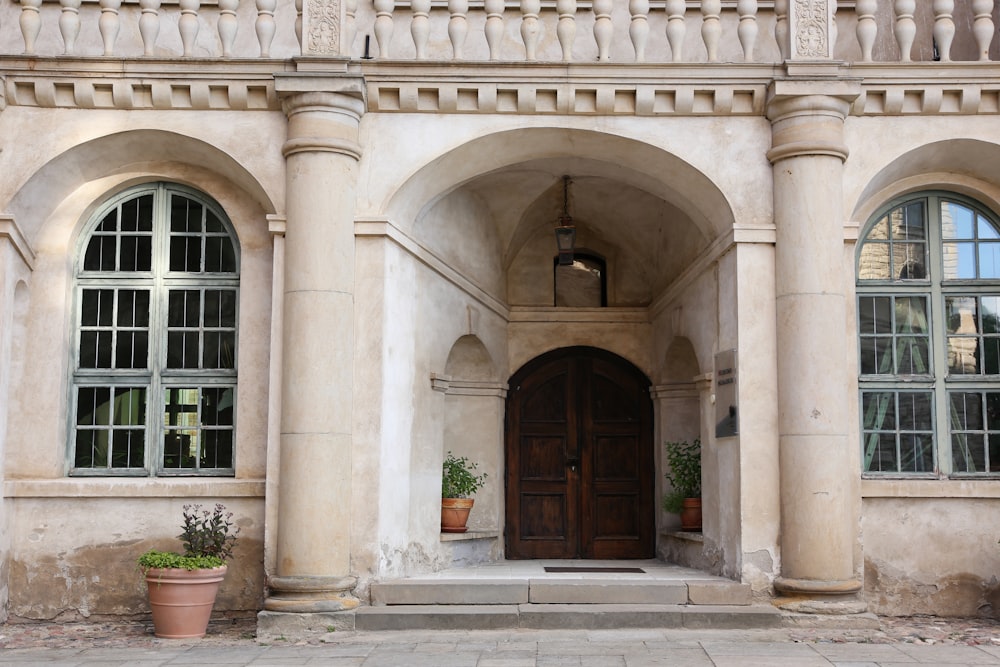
[505,346,654,559]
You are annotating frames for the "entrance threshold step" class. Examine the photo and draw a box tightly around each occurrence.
[354,603,782,631]
[371,579,751,606]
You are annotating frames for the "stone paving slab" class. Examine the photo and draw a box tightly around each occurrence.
[5,617,1000,665]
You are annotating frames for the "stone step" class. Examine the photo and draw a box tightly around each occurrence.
[354,603,782,631]
[370,578,751,606]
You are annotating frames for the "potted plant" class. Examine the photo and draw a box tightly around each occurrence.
[441,451,487,533]
[137,503,239,638]
[663,438,702,531]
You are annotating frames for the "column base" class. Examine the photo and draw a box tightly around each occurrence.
[257,610,356,641]
[773,577,867,615]
[263,574,360,613]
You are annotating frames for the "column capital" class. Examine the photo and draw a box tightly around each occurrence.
[766,82,861,164]
[275,75,366,160]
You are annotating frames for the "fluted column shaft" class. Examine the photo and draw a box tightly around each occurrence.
[265,78,365,614]
[767,83,865,612]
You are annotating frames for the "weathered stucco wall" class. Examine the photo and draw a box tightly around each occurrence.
[862,497,1000,617]
[6,496,263,619]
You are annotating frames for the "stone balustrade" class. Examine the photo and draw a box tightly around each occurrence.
[1,0,997,63]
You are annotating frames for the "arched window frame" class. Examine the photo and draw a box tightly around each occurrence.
[857,191,1000,478]
[69,183,240,477]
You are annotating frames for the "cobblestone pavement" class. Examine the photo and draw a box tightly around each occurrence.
[3,616,1000,665]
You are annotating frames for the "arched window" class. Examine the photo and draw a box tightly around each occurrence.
[554,252,607,307]
[857,193,1000,476]
[70,183,239,476]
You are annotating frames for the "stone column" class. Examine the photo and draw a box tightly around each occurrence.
[766,80,864,613]
[263,76,365,620]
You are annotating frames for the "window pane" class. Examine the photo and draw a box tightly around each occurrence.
[73,387,146,469]
[555,256,605,307]
[943,242,976,279]
[980,242,1000,278]
[859,296,891,335]
[897,337,929,375]
[205,236,237,273]
[942,202,975,239]
[858,242,891,280]
[862,391,935,474]
[83,235,115,272]
[980,215,1000,240]
[167,332,200,369]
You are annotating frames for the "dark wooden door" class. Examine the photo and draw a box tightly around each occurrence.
[505,347,654,559]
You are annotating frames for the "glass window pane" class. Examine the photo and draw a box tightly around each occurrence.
[897,337,929,375]
[951,392,983,430]
[980,242,1000,278]
[980,215,1000,240]
[858,242,892,280]
[899,392,933,431]
[946,297,978,335]
[901,433,935,472]
[81,289,112,327]
[942,202,975,239]
[863,392,896,430]
[983,297,1000,333]
[896,244,927,279]
[83,235,115,272]
[896,297,927,334]
[944,242,977,279]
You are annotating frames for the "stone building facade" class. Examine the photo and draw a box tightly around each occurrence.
[2,0,1000,624]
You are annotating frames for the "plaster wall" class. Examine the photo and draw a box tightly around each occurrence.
[862,497,1000,617]
[5,495,263,620]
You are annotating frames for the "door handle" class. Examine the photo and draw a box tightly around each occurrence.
[567,457,579,472]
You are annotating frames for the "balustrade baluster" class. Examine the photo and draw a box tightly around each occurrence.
[774,0,788,60]
[521,0,541,61]
[19,0,42,54]
[179,0,200,56]
[933,0,954,62]
[855,0,876,62]
[59,0,81,54]
[344,0,358,56]
[973,0,994,61]
[485,0,504,60]
[448,0,469,59]
[139,0,160,56]
[411,0,430,59]
[701,0,720,62]
[594,0,611,62]
[374,0,394,58]
[218,0,238,57]
[556,0,576,62]
[256,0,277,56]
[736,0,756,62]
[629,0,649,63]
[99,0,121,55]
[894,0,916,62]
[665,0,685,62]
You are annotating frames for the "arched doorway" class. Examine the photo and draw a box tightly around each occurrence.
[505,347,654,559]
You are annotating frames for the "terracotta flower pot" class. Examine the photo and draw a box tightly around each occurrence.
[441,498,475,533]
[144,566,227,638]
[679,498,702,532]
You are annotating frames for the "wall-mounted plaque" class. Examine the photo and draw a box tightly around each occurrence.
[715,349,738,438]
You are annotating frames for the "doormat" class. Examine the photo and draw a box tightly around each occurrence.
[543,567,646,573]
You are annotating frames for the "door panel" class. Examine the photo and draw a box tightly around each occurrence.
[506,347,653,559]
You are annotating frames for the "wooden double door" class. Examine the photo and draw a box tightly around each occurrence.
[505,347,654,559]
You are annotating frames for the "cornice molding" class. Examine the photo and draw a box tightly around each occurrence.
[0,215,36,271]
[3,59,1000,117]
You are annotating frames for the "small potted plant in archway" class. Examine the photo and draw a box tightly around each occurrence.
[441,451,488,533]
[137,503,239,638]
[663,438,702,532]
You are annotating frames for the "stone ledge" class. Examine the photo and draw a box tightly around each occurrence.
[440,530,500,542]
[4,477,265,498]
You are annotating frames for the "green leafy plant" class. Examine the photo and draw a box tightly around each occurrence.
[442,452,487,498]
[662,439,701,514]
[138,503,239,571]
